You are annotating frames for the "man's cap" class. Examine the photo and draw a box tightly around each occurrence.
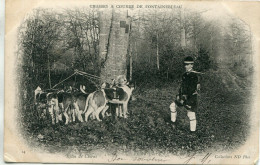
[184,56,194,64]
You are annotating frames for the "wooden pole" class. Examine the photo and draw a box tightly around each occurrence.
[130,45,133,81]
[47,53,52,88]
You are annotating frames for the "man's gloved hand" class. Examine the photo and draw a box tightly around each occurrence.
[175,94,187,106]
[181,95,187,101]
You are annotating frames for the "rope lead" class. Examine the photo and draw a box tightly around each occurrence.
[51,70,101,89]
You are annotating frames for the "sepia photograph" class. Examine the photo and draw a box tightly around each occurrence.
[4,0,260,164]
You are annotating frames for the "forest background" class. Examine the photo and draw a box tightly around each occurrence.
[15,6,255,155]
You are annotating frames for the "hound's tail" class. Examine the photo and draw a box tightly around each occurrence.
[34,86,42,102]
[80,85,87,94]
[82,93,93,114]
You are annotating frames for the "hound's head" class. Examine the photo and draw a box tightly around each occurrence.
[101,82,111,89]
[34,86,43,101]
[46,93,58,106]
[34,86,42,95]
[116,75,127,87]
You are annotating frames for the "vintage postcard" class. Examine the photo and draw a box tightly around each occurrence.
[4,0,260,164]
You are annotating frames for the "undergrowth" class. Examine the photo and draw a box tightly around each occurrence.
[19,70,252,156]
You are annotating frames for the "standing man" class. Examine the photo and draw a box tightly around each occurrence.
[170,56,201,132]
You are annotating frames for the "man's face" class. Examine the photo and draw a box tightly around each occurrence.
[184,63,194,71]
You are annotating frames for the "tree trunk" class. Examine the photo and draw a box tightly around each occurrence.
[156,32,159,70]
[180,8,186,48]
[47,53,52,88]
[98,9,112,83]
[99,9,130,84]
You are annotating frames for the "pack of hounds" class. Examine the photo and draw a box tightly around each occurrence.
[34,75,135,125]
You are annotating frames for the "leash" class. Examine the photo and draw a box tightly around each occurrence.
[51,72,77,89]
[51,70,101,90]
[75,70,101,80]
[76,73,100,89]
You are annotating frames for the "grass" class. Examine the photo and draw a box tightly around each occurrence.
[19,70,252,157]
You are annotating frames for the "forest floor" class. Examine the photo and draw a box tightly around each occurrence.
[21,69,253,158]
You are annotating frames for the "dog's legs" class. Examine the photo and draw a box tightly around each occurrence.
[119,105,123,117]
[54,105,62,123]
[101,105,109,119]
[55,109,59,124]
[70,107,75,123]
[58,103,64,122]
[53,101,60,124]
[43,108,47,119]
[64,106,70,125]
[48,105,55,125]
[78,110,83,121]
[66,106,70,123]
[91,112,96,120]
[74,102,83,122]
[115,104,123,118]
[72,108,76,122]
[67,106,73,123]
[122,103,128,118]
[95,106,105,121]
[57,105,62,122]
[115,105,119,117]
[67,107,72,123]
[85,106,94,122]
[58,113,63,122]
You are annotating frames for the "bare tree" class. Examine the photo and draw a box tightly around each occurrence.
[19,9,62,88]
